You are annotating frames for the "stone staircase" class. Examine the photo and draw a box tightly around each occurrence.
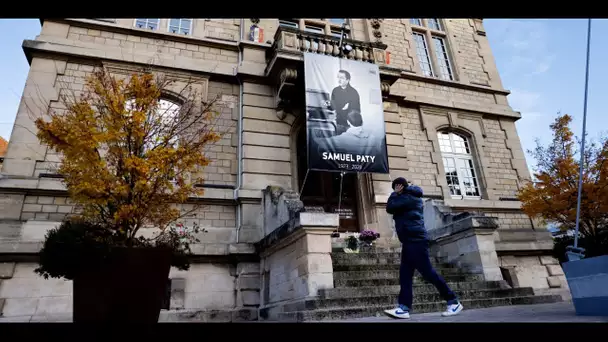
[276,251,564,321]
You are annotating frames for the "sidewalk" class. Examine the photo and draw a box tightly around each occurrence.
[1,301,606,323]
[328,302,608,323]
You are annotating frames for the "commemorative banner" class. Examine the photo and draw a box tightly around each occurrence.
[304,52,389,174]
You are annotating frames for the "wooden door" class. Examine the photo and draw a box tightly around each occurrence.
[297,128,359,232]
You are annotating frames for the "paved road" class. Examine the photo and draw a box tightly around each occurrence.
[326,302,608,323]
[1,301,606,323]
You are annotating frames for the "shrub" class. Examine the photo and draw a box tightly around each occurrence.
[35,219,206,280]
[345,235,359,250]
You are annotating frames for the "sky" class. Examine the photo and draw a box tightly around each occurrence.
[0,19,606,172]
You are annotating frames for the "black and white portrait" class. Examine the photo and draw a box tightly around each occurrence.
[304,53,389,174]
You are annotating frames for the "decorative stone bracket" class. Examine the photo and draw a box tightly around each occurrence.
[275,68,298,121]
[379,66,401,98]
[429,213,503,282]
[261,185,304,238]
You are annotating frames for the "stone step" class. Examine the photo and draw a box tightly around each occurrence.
[332,252,447,265]
[277,295,564,321]
[332,246,403,253]
[283,288,535,312]
[334,273,485,287]
[333,269,473,282]
[332,262,455,272]
[319,280,510,299]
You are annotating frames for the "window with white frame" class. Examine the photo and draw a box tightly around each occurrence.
[331,29,349,39]
[168,19,192,35]
[303,24,324,50]
[125,98,181,153]
[278,18,350,36]
[328,18,347,25]
[410,19,454,81]
[125,98,181,182]
[134,19,160,31]
[278,19,299,29]
[279,19,350,51]
[437,131,481,199]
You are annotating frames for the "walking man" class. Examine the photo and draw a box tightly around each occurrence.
[383,177,463,319]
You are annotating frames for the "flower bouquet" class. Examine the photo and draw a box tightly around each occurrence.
[343,234,360,253]
[358,230,380,248]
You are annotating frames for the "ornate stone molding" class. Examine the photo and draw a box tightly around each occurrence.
[369,19,383,43]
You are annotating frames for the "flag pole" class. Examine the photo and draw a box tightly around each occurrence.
[567,18,592,262]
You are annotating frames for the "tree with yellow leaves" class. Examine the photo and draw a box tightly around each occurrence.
[31,66,228,321]
[35,66,221,247]
[518,113,608,260]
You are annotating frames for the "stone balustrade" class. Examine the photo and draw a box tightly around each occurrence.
[267,26,390,66]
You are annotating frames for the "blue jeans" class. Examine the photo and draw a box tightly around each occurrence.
[398,241,458,310]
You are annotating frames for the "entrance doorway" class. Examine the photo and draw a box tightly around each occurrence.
[296,126,360,232]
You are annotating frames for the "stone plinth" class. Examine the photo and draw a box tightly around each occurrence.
[256,212,338,316]
[429,214,503,282]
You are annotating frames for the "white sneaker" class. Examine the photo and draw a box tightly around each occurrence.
[384,306,411,319]
[441,302,463,317]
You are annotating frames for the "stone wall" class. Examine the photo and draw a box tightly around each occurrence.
[240,82,293,191]
[15,198,237,243]
[393,105,442,196]
[202,80,239,187]
[381,18,506,96]
[492,212,534,230]
[0,263,72,318]
[258,213,337,316]
[65,25,239,63]
[372,103,527,203]
[27,59,239,187]
[499,255,567,291]
[0,261,260,318]
[109,19,241,42]
[261,233,333,305]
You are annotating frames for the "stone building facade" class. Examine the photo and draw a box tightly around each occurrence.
[0,18,566,320]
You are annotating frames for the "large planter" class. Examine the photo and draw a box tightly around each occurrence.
[562,254,608,316]
[73,247,173,323]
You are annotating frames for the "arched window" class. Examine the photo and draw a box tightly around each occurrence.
[125,98,181,152]
[124,98,182,185]
[437,131,481,199]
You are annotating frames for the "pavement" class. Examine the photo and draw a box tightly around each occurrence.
[328,301,608,323]
[0,301,606,323]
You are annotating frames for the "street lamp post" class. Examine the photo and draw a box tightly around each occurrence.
[566,18,592,262]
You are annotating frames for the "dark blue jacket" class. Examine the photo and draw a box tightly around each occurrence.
[386,185,427,242]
